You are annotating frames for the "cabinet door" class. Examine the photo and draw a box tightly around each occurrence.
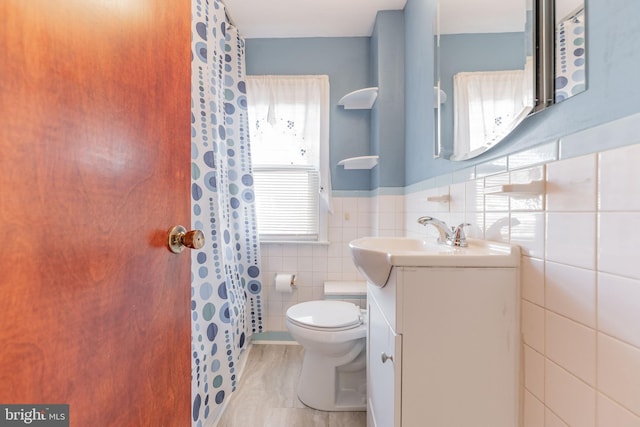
[367,297,402,427]
[402,268,519,427]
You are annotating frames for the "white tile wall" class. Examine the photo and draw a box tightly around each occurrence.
[403,143,640,426]
[546,212,597,269]
[546,153,597,211]
[374,194,405,237]
[597,333,640,416]
[598,144,640,211]
[599,212,640,280]
[545,310,596,386]
[524,390,545,426]
[597,393,640,427]
[598,273,640,348]
[545,261,596,328]
[258,133,640,426]
[524,345,545,400]
[260,194,403,331]
[545,407,569,427]
[523,300,546,353]
[545,359,596,427]
[522,256,545,306]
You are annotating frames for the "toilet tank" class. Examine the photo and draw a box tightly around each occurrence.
[323,281,367,308]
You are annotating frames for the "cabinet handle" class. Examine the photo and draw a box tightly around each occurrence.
[381,352,394,364]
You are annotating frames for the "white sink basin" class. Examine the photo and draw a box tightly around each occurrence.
[349,237,520,287]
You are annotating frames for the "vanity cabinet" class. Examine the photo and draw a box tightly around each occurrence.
[367,294,402,427]
[366,266,520,427]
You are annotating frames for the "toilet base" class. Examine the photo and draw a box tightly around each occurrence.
[297,340,367,412]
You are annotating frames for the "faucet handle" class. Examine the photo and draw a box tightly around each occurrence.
[449,223,470,247]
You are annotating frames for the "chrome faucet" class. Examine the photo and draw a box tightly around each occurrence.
[417,216,470,247]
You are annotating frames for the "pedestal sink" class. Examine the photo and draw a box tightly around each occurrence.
[349,237,520,287]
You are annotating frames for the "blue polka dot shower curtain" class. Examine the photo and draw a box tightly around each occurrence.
[555,8,586,102]
[190,1,263,425]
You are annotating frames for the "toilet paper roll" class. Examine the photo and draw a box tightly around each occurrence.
[274,273,296,293]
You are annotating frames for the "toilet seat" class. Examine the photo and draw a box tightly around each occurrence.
[286,301,363,331]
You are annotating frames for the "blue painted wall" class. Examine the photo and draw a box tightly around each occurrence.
[245,37,373,191]
[405,0,640,185]
[403,0,436,184]
[438,32,525,158]
[246,0,640,189]
[371,10,406,190]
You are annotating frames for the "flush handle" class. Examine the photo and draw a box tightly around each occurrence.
[381,352,394,364]
[168,225,205,254]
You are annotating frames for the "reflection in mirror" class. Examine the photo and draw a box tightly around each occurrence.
[433,3,442,158]
[554,0,586,102]
[436,0,534,161]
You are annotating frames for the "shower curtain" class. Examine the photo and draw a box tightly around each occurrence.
[190,1,263,425]
[555,8,586,102]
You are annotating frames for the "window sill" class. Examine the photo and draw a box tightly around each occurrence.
[260,240,330,246]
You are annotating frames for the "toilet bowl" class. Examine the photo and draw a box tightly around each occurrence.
[285,300,367,411]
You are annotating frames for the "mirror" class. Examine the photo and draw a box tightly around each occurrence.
[435,0,586,161]
[554,0,586,102]
[435,0,534,161]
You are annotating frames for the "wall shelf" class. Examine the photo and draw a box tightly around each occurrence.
[338,155,379,170]
[427,194,450,203]
[338,87,378,109]
[484,180,545,197]
[433,86,447,108]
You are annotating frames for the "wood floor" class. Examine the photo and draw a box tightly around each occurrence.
[217,344,367,427]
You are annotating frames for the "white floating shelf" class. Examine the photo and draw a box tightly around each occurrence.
[427,194,450,203]
[338,87,378,109]
[484,180,545,197]
[338,155,379,170]
[433,86,447,108]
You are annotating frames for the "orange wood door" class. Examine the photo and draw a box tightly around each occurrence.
[0,1,191,425]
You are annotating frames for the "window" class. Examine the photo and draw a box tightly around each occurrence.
[453,60,533,158]
[246,75,331,242]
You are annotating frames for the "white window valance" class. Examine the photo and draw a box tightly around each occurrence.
[246,75,331,241]
[453,61,533,159]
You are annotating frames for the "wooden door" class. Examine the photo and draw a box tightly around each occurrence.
[0,1,191,425]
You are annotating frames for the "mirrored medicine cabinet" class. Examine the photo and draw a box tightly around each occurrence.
[434,0,587,161]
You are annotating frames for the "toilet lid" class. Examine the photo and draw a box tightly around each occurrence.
[286,301,362,329]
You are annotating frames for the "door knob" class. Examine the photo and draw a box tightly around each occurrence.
[167,225,205,254]
[381,352,394,364]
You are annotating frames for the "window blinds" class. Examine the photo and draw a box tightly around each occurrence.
[252,166,320,240]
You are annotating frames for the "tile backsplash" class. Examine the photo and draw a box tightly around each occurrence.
[259,194,404,331]
[258,116,640,425]
[405,142,640,426]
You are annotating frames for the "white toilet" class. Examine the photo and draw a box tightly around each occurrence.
[286,299,367,411]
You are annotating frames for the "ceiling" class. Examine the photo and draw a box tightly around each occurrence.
[223,0,535,39]
[438,0,526,34]
[223,0,408,39]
